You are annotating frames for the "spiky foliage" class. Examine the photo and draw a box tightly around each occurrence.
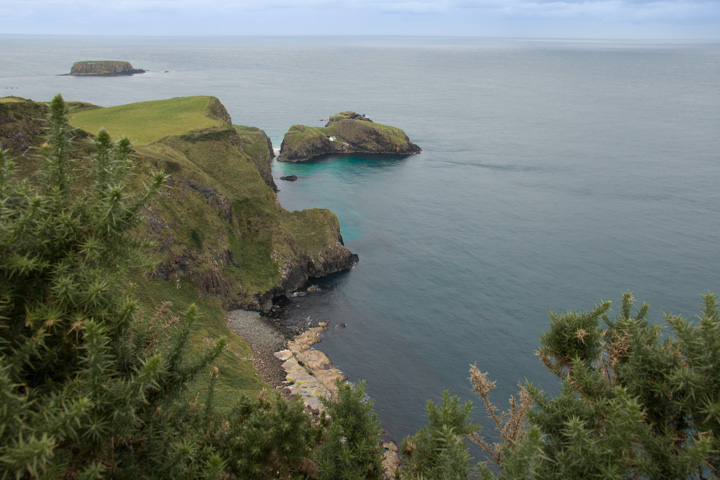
[212,390,321,479]
[475,292,720,479]
[0,94,225,479]
[468,368,532,469]
[401,391,477,480]
[316,380,383,480]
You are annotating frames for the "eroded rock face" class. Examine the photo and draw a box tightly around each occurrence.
[277,111,421,162]
[69,61,145,76]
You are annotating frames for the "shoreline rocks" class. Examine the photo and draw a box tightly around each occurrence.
[226,309,401,477]
[274,322,346,412]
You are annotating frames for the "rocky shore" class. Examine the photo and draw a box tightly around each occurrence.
[225,303,401,477]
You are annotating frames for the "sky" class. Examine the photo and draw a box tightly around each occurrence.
[1,0,719,39]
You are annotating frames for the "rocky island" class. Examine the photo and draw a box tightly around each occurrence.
[277,111,421,162]
[69,60,145,76]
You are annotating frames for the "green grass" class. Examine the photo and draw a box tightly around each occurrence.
[70,96,224,145]
[282,209,338,253]
[327,118,407,144]
[0,97,26,104]
[285,117,409,152]
[74,60,126,64]
[66,101,102,114]
[282,125,326,146]
[133,276,267,410]
[233,125,271,159]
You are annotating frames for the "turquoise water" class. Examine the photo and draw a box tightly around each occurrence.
[3,35,720,442]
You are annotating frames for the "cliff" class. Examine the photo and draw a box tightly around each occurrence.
[277,111,421,162]
[1,95,357,312]
[69,61,145,76]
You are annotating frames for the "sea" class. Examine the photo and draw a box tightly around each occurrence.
[2,35,720,444]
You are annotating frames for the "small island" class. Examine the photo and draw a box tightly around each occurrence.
[69,61,145,76]
[277,111,421,162]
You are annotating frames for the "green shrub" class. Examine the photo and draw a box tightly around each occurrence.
[0,94,225,479]
[316,380,384,480]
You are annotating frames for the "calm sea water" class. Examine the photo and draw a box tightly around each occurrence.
[3,35,720,442]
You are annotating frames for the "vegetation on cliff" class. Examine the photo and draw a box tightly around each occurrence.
[1,94,357,407]
[68,95,357,311]
[278,111,421,162]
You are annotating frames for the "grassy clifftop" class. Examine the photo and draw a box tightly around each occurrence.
[278,110,421,162]
[70,96,228,144]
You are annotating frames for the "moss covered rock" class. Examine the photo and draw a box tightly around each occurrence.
[278,111,421,162]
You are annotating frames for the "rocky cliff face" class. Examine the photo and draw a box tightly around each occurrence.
[278,111,421,162]
[0,98,47,153]
[69,61,145,76]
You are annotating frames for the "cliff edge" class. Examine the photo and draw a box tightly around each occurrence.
[277,111,421,162]
[1,95,357,312]
[69,61,145,76]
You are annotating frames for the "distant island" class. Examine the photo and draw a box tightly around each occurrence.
[68,61,145,76]
[277,111,421,162]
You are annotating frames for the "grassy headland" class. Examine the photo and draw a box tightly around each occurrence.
[3,94,358,403]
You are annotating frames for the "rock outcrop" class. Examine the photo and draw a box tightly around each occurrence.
[69,61,145,76]
[275,322,346,412]
[277,111,421,162]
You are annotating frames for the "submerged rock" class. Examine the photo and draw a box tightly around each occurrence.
[277,111,421,163]
[280,174,298,181]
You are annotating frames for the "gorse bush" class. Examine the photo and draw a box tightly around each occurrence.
[316,380,383,480]
[402,391,477,480]
[0,94,225,478]
[471,293,720,479]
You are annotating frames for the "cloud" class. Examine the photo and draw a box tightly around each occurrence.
[1,0,718,36]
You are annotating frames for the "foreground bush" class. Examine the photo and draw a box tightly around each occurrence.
[0,94,226,478]
[469,293,720,479]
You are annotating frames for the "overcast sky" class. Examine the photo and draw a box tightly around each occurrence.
[1,0,718,39]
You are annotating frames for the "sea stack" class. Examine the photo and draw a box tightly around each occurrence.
[277,111,421,163]
[69,61,145,76]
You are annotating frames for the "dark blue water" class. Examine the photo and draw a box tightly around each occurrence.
[3,35,720,442]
